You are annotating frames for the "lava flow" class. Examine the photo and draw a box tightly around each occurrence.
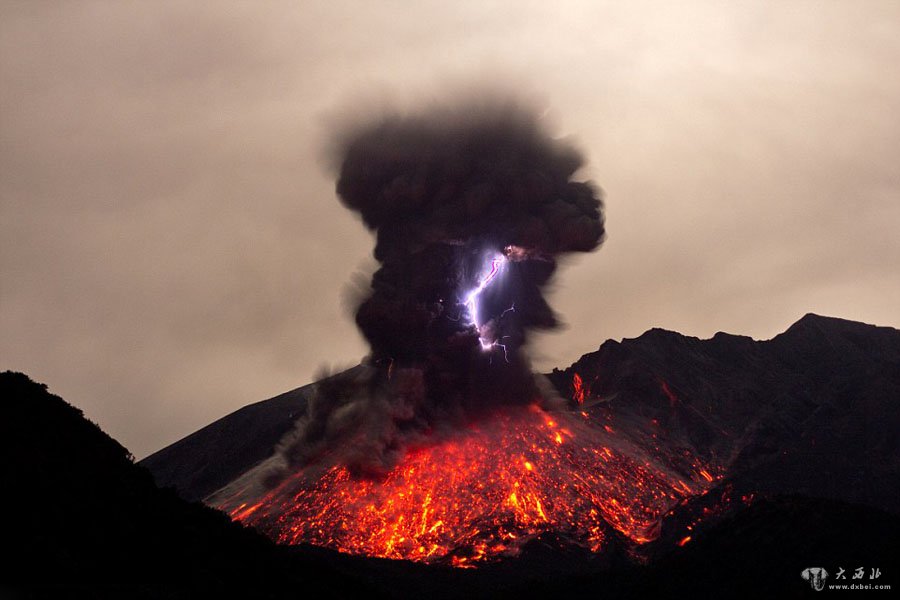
[222,404,719,566]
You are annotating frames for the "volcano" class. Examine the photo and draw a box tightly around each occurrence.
[139,105,899,574]
[142,313,900,572]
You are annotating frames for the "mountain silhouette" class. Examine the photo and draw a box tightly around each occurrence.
[0,371,375,599]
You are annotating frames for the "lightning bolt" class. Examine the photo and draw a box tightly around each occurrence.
[462,253,515,356]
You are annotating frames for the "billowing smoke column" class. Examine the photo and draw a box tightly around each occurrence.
[276,102,605,479]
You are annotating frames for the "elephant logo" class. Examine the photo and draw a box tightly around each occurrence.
[801,567,829,591]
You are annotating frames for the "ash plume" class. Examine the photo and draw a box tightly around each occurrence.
[276,99,605,478]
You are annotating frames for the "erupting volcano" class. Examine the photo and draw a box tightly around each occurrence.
[208,100,726,564]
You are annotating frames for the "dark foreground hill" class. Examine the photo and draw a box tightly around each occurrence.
[0,372,378,599]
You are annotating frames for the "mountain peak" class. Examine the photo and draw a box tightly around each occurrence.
[784,312,878,334]
[776,312,897,345]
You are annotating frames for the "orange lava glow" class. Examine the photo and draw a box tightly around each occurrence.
[221,404,720,566]
[572,373,587,405]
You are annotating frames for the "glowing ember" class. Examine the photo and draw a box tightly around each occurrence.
[219,405,719,566]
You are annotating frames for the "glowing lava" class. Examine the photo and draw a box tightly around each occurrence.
[572,373,587,405]
[222,405,719,566]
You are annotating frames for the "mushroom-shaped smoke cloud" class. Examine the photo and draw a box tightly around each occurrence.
[277,100,606,478]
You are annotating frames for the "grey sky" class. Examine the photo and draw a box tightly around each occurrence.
[2,1,898,458]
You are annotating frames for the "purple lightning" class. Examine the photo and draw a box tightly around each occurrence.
[463,253,511,352]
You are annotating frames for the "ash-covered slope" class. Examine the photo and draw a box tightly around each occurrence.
[143,313,900,518]
[139,384,315,502]
[141,366,364,502]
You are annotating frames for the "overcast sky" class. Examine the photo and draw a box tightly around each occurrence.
[2,1,898,459]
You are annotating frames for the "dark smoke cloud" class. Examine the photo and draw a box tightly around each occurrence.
[274,100,605,478]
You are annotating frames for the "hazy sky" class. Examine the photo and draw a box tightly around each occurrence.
[2,1,898,459]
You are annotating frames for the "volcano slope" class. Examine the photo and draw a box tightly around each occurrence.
[145,313,900,516]
[142,314,899,585]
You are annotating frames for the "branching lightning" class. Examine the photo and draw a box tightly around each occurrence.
[462,253,514,353]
